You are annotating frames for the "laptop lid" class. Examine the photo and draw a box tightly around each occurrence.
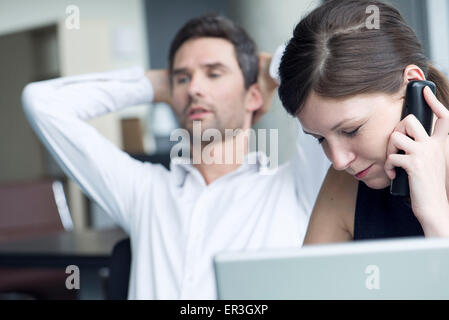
[214,237,449,299]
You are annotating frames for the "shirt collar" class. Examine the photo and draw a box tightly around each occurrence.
[170,151,269,187]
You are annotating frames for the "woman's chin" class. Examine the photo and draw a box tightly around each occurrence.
[363,175,391,190]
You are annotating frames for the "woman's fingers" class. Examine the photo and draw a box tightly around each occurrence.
[385,131,415,180]
[386,130,416,156]
[384,153,407,179]
[423,86,449,139]
[393,114,430,142]
[385,116,425,179]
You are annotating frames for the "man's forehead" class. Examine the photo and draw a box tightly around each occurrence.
[173,37,238,69]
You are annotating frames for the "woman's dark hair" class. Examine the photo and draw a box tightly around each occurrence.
[168,14,258,89]
[278,0,449,116]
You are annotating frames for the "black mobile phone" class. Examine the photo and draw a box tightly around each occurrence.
[390,80,436,197]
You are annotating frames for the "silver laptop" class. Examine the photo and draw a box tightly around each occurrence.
[214,237,449,299]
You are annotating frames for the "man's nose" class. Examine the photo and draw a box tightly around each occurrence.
[326,142,356,171]
[187,73,205,98]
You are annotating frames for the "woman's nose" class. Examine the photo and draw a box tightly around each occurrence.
[326,143,356,171]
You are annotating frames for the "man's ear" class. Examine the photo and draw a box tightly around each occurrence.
[245,83,263,114]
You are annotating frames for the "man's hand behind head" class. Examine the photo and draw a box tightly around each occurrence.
[252,53,279,125]
[145,69,172,105]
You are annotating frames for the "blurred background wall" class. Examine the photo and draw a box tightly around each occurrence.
[0,0,149,229]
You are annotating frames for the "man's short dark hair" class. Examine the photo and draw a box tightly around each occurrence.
[168,14,258,89]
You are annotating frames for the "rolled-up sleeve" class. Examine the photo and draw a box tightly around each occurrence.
[22,67,154,232]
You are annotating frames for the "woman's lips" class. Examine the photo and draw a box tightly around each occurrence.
[355,164,374,179]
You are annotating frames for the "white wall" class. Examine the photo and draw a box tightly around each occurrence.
[0,0,150,116]
[0,0,148,69]
[0,0,150,150]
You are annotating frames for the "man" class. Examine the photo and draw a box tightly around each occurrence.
[22,14,330,299]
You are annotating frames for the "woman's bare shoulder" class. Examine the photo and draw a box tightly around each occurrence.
[304,166,359,244]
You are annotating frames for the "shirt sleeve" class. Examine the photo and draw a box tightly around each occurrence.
[21,67,155,233]
[269,44,285,85]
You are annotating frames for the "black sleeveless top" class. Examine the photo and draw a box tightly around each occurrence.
[354,181,424,240]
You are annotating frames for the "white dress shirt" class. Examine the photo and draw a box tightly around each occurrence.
[22,66,330,299]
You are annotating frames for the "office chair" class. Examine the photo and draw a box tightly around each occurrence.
[0,179,75,299]
[130,153,170,170]
[106,237,131,300]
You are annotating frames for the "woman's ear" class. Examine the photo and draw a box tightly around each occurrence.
[403,64,426,84]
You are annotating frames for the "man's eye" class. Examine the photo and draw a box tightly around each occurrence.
[176,76,189,84]
[317,137,325,144]
[208,73,221,78]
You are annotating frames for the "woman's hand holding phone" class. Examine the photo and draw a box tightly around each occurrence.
[384,86,449,237]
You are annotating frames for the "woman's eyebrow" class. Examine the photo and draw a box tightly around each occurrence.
[302,117,360,136]
[330,117,359,131]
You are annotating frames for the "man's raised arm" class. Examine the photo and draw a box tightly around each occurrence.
[22,67,164,232]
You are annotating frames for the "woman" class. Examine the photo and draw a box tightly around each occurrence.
[278,0,449,243]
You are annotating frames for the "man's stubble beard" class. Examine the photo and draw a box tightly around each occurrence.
[183,114,247,148]
[180,96,246,146]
